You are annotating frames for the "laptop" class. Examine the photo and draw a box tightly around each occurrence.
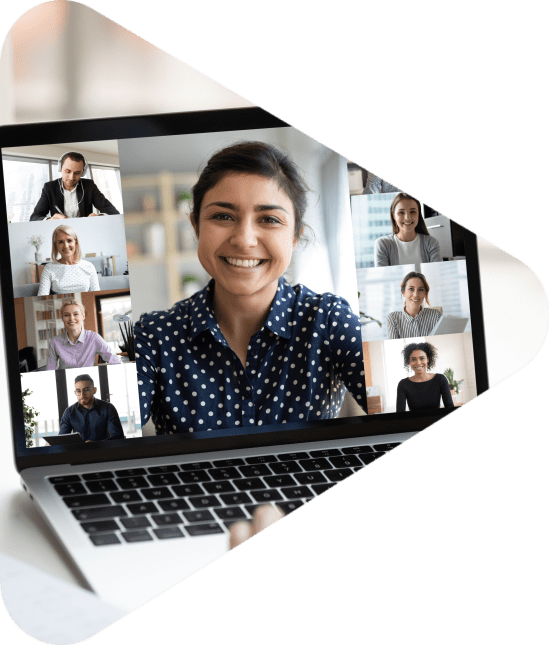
[0,107,489,611]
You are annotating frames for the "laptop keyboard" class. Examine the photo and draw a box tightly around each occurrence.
[48,443,401,546]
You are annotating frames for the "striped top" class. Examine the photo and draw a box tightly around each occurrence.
[386,306,442,339]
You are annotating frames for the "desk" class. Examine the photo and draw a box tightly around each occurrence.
[0,238,547,588]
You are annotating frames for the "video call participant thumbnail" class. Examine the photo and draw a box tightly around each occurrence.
[46,299,122,370]
[135,141,367,434]
[30,151,120,221]
[59,374,125,441]
[37,225,100,295]
[387,272,442,339]
[374,193,442,267]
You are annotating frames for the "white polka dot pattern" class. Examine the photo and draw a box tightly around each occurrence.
[134,278,367,434]
[37,261,101,295]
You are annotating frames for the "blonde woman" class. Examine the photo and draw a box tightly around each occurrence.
[37,225,100,295]
[46,299,122,370]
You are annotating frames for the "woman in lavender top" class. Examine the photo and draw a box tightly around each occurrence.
[46,299,122,370]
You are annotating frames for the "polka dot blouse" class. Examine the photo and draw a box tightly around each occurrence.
[37,261,100,295]
[135,278,367,434]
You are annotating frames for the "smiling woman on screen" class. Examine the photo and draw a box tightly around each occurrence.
[374,193,442,267]
[135,141,367,434]
[386,272,442,339]
[37,225,100,295]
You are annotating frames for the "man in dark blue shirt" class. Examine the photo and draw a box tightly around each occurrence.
[59,374,125,441]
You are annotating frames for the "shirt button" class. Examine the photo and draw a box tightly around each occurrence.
[243,390,252,399]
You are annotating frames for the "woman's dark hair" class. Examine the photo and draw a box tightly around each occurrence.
[390,192,430,236]
[402,342,438,370]
[401,271,431,306]
[191,141,309,239]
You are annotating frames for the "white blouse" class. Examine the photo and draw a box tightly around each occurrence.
[37,261,100,295]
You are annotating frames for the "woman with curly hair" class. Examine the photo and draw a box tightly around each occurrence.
[396,341,454,412]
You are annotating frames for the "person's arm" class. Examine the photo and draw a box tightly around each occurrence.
[89,182,120,215]
[328,297,367,414]
[134,314,161,427]
[59,409,73,435]
[386,312,399,339]
[95,334,122,365]
[440,374,455,408]
[396,380,407,412]
[45,339,58,370]
[427,236,442,263]
[29,185,51,221]
[87,264,100,292]
[37,264,52,296]
[106,403,125,439]
[374,236,391,267]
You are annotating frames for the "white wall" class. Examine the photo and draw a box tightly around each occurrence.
[3,142,119,167]
[9,216,128,286]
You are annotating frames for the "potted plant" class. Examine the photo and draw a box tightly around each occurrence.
[443,368,464,397]
[22,385,39,448]
[28,234,44,263]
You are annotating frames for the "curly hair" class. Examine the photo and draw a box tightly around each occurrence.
[402,342,438,371]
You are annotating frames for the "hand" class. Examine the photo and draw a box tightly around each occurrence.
[229,504,285,549]
[88,212,99,217]
[51,213,67,219]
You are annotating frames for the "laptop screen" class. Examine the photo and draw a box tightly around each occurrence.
[0,109,488,467]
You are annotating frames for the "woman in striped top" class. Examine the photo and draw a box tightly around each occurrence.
[386,272,442,339]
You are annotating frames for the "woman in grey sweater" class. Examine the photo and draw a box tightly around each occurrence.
[374,193,442,267]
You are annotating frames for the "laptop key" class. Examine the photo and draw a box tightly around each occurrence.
[188,495,220,509]
[234,478,266,491]
[90,534,120,546]
[185,523,224,537]
[49,475,81,484]
[114,468,147,477]
[148,465,180,474]
[159,499,190,511]
[212,458,245,467]
[142,487,173,500]
[72,506,126,521]
[373,442,401,451]
[245,455,278,464]
[178,471,212,484]
[263,474,296,487]
[251,490,283,503]
[86,480,119,493]
[219,492,253,505]
[127,502,158,515]
[151,513,183,526]
[54,483,87,496]
[277,452,309,460]
[82,472,115,480]
[359,454,377,465]
[330,455,362,468]
[80,520,120,534]
[281,486,313,499]
[245,504,272,516]
[270,461,303,475]
[309,449,342,458]
[325,468,353,482]
[180,461,213,471]
[214,507,247,521]
[154,527,185,540]
[294,472,327,485]
[122,530,153,543]
[209,467,241,481]
[299,458,332,472]
[277,500,304,514]
[147,473,179,486]
[111,490,143,503]
[63,493,111,508]
[183,510,215,523]
[117,476,150,489]
[173,484,204,497]
[342,446,374,454]
[203,481,236,494]
[239,464,272,477]
[121,516,151,529]
[311,483,336,495]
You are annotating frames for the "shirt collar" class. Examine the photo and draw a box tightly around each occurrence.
[62,327,86,345]
[189,278,295,343]
[402,305,424,321]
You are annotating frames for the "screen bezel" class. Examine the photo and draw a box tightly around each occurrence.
[0,107,488,471]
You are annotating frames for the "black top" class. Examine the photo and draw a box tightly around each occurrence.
[396,373,454,412]
[30,178,120,220]
[59,397,125,441]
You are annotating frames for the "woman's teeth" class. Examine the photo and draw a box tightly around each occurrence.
[224,257,263,268]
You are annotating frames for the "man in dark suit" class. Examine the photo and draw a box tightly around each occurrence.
[30,151,120,221]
